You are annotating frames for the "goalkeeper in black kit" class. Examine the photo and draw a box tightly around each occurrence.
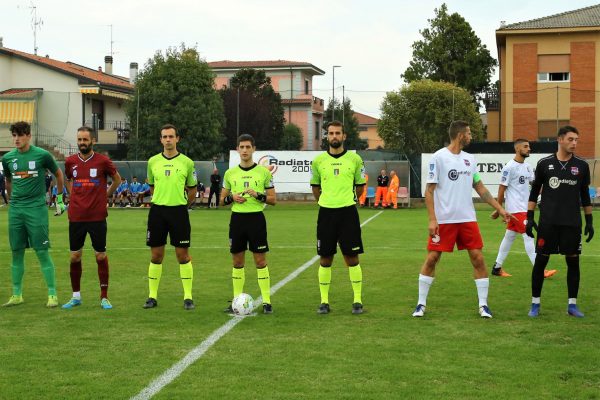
[525,126,594,318]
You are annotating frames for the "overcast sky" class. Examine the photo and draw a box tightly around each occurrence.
[2,0,598,117]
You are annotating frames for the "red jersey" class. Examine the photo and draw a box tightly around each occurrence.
[65,152,117,222]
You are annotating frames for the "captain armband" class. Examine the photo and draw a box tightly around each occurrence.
[256,193,267,203]
[223,195,233,205]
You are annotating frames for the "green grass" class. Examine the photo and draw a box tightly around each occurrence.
[0,204,599,399]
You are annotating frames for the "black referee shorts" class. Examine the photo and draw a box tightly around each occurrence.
[229,212,269,254]
[536,223,582,255]
[146,204,191,248]
[69,221,107,252]
[317,205,363,256]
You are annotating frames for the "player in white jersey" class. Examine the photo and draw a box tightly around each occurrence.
[412,121,513,319]
[491,139,557,278]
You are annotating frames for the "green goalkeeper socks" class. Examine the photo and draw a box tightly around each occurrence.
[318,266,331,304]
[348,265,363,304]
[148,262,162,299]
[11,250,25,296]
[232,267,245,299]
[179,261,193,300]
[257,266,271,304]
[35,249,57,296]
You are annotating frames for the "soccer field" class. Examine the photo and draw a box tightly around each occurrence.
[0,204,599,399]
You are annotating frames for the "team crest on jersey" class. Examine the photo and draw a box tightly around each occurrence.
[90,168,97,177]
[73,169,78,178]
[12,163,17,171]
[519,176,525,184]
[334,168,340,176]
[502,170,509,176]
[28,161,36,169]
[548,165,554,170]
[244,181,250,188]
[165,170,171,176]
[463,159,470,166]
[429,163,435,172]
[571,166,579,176]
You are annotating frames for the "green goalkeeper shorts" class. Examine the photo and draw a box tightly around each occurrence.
[8,206,50,251]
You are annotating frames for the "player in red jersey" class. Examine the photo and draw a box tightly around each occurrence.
[62,127,122,310]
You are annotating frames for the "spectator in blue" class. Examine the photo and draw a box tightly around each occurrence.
[117,179,129,207]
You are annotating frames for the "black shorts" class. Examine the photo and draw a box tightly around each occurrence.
[317,206,363,256]
[69,221,107,252]
[146,205,191,248]
[229,212,268,254]
[536,223,582,255]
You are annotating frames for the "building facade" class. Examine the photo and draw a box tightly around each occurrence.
[354,111,383,149]
[494,5,600,158]
[209,60,325,150]
[0,45,134,158]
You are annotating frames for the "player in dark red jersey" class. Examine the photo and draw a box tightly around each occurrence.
[526,125,594,318]
[62,126,122,310]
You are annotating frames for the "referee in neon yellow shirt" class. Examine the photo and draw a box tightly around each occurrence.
[143,124,197,310]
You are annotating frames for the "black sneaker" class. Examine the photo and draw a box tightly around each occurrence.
[317,303,330,314]
[263,303,273,314]
[183,299,195,310]
[143,298,157,309]
[224,303,233,313]
[352,302,364,314]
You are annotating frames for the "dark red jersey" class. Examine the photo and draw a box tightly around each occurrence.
[65,152,117,222]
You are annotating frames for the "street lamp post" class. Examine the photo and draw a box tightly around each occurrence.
[332,65,341,121]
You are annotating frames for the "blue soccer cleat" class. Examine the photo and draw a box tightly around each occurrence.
[100,298,113,310]
[62,297,81,309]
[567,304,584,318]
[528,303,540,317]
[412,304,426,317]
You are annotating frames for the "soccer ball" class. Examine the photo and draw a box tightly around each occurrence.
[231,293,254,316]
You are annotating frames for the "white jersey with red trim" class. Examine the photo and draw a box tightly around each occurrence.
[427,147,478,224]
[500,159,534,213]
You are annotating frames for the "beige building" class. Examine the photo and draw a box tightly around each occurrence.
[493,5,600,158]
[354,112,383,149]
[209,60,325,150]
[0,44,134,158]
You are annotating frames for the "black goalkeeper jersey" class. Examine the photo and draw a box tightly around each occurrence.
[530,153,591,227]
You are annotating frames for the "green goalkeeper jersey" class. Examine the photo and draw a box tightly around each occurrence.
[223,163,274,213]
[147,152,197,206]
[1,145,59,208]
[310,150,366,208]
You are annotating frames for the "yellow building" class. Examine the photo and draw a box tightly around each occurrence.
[494,4,600,158]
[354,112,383,149]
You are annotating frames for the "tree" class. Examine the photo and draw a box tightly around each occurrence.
[126,45,225,160]
[220,69,285,152]
[280,123,303,150]
[402,3,497,98]
[322,97,367,150]
[378,79,483,155]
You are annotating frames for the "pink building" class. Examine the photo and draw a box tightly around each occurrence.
[208,60,325,150]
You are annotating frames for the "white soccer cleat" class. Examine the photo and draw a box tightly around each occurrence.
[479,305,493,319]
[412,304,426,317]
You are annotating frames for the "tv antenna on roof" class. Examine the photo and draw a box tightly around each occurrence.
[109,24,115,57]
[29,2,43,55]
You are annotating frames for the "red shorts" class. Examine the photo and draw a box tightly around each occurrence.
[427,222,483,252]
[507,212,527,234]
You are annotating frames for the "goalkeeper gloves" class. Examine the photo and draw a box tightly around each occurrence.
[54,193,66,216]
[525,210,537,238]
[585,214,594,242]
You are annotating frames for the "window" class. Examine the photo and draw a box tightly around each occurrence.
[358,126,368,132]
[315,121,320,139]
[538,72,570,82]
[538,120,569,140]
[305,79,309,95]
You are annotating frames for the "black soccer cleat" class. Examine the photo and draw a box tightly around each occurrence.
[143,298,158,309]
[263,303,273,314]
[223,303,233,314]
[317,303,330,314]
[183,299,195,310]
[352,302,364,314]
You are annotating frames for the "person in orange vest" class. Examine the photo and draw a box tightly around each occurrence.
[387,170,400,209]
[359,173,369,207]
[374,169,389,208]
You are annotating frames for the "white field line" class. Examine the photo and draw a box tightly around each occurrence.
[130,210,383,400]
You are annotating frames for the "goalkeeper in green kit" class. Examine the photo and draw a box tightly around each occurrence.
[1,121,66,307]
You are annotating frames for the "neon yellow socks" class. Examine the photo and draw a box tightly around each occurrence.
[180,261,193,300]
[148,262,162,299]
[348,265,363,304]
[257,266,271,304]
[318,266,331,304]
[232,267,245,298]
